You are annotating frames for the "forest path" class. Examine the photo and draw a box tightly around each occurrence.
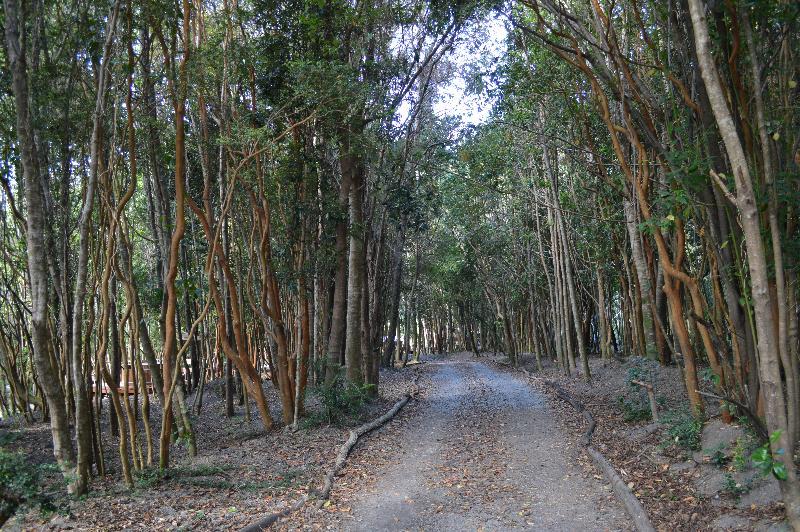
[334,355,632,531]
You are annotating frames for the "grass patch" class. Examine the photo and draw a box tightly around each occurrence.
[173,463,233,477]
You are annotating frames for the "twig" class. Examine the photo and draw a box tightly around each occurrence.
[696,390,768,443]
[710,169,738,205]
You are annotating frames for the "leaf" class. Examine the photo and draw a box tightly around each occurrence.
[751,447,769,463]
[772,463,788,481]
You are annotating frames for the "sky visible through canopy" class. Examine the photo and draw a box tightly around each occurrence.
[433,15,507,126]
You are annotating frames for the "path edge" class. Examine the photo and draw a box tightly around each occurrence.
[517,367,657,532]
[241,376,419,531]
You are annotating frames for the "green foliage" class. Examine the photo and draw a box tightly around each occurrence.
[705,443,728,467]
[617,360,654,422]
[617,394,652,423]
[751,431,788,481]
[0,448,56,523]
[304,376,375,427]
[661,410,702,450]
[699,367,721,388]
[732,436,757,472]
[133,467,164,490]
[722,473,750,498]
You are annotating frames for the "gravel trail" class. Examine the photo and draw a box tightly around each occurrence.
[337,355,631,531]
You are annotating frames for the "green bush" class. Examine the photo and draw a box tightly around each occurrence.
[617,394,652,422]
[617,360,656,422]
[0,448,44,524]
[304,376,375,427]
[134,467,164,489]
[661,410,702,450]
[732,435,757,471]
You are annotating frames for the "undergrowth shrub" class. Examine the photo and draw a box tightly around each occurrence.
[617,395,652,422]
[661,410,702,450]
[304,375,375,427]
[0,448,56,525]
[617,360,656,422]
[732,435,758,471]
[133,467,163,490]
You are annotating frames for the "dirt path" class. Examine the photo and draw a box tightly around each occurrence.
[330,355,631,531]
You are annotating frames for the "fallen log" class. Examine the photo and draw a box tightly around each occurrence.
[241,392,413,531]
[518,368,655,532]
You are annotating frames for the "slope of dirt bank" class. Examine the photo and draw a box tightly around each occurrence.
[496,353,787,531]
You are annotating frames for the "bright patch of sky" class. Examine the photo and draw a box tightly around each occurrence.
[393,13,508,133]
[432,15,508,127]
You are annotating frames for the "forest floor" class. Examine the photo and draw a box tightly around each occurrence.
[500,352,788,532]
[313,353,631,531]
[3,366,419,531]
[3,352,789,531]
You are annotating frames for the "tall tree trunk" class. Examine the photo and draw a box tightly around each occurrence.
[325,151,352,384]
[688,2,799,523]
[623,198,657,360]
[344,159,365,385]
[383,231,404,366]
[159,0,191,469]
[4,0,76,485]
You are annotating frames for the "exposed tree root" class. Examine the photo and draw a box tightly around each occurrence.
[241,389,415,531]
[586,445,655,532]
[519,368,656,532]
[539,378,596,446]
[314,393,411,508]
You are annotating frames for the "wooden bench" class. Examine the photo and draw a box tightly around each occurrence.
[91,363,158,398]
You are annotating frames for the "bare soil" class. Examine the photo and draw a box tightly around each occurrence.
[497,353,788,531]
[316,353,631,531]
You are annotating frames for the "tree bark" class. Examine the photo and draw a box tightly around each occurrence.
[4,0,76,484]
[688,1,799,524]
[344,157,365,385]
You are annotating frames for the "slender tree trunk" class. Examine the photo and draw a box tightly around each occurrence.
[345,159,365,385]
[325,150,352,384]
[159,0,191,469]
[623,198,657,360]
[4,0,76,485]
[688,2,799,523]
[383,231,404,366]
